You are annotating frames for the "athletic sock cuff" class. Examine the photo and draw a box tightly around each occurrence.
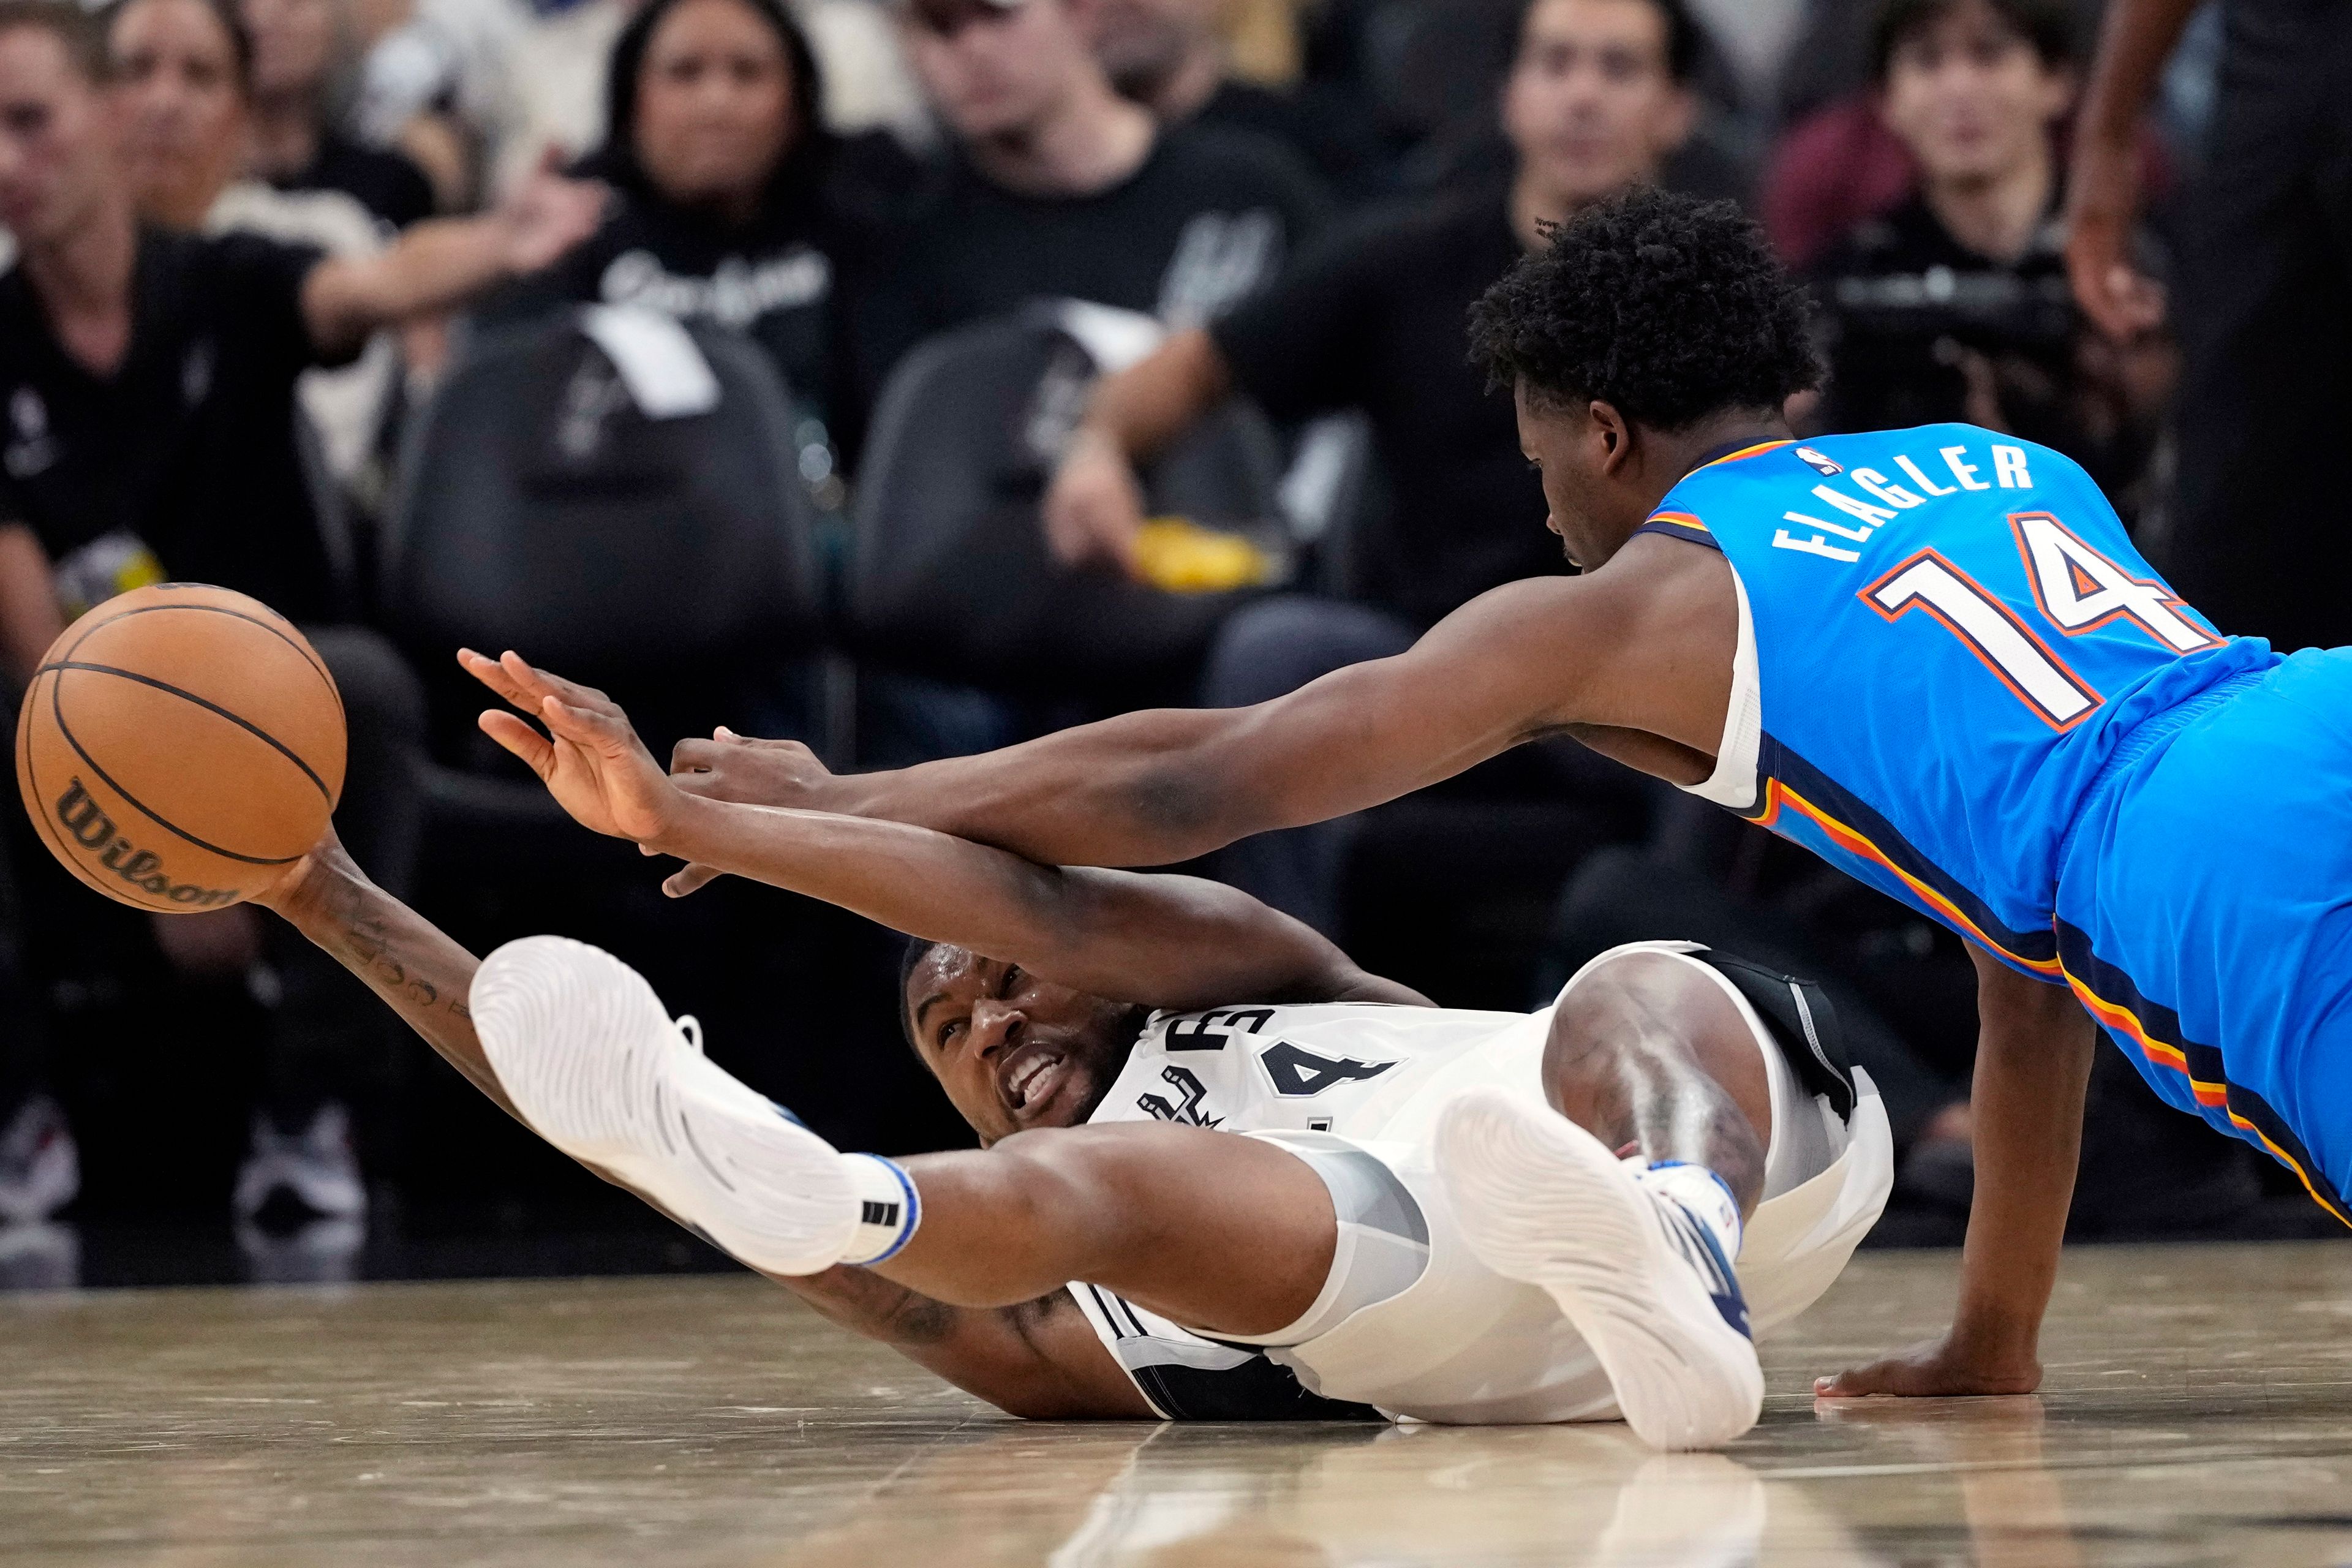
[1640,1159,1744,1259]
[839,1154,921,1267]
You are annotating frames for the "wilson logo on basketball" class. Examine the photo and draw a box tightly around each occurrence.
[53,777,239,908]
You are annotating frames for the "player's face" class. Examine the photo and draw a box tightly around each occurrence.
[1879,4,2071,189]
[904,947,1138,1144]
[635,0,799,213]
[0,31,118,247]
[1515,382,1640,569]
[107,0,248,219]
[1501,0,1694,211]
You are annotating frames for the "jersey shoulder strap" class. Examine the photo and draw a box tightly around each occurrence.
[1687,948,1856,1120]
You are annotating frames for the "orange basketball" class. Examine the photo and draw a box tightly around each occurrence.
[14,584,345,913]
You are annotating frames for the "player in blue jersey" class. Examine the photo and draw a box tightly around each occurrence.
[627,187,2350,1411]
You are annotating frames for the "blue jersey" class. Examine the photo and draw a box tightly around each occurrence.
[1639,425,2278,982]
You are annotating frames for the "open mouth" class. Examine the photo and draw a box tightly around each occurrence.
[1000,1047,1068,1118]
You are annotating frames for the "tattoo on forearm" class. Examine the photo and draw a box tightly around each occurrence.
[786,1268,1070,1350]
[322,877,472,1023]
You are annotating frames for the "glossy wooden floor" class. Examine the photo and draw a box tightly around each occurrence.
[9,1242,2352,1566]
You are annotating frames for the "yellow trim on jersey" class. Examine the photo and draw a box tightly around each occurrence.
[1698,440,1795,471]
[1646,511,1710,533]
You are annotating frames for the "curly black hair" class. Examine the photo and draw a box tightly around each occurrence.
[1468,188,1822,431]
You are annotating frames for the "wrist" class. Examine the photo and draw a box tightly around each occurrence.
[646,787,722,861]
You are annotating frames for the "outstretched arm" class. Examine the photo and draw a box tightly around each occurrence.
[301,160,606,360]
[1817,945,2097,1397]
[672,545,1721,873]
[459,650,1427,1012]
[249,830,1147,1417]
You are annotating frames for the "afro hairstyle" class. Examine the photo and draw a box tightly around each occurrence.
[1468,186,1822,431]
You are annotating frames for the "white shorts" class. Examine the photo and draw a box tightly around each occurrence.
[1072,943,1895,1424]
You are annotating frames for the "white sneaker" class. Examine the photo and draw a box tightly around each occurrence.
[470,935,858,1276]
[0,1095,80,1224]
[1436,1087,1764,1451]
[234,1102,368,1226]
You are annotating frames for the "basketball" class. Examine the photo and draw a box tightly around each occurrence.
[13,583,345,914]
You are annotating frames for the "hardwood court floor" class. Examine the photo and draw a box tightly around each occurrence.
[9,1241,2352,1566]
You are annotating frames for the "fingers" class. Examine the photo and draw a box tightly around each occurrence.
[671,727,790,775]
[502,650,619,714]
[458,647,537,712]
[478,709,555,773]
[1812,1365,1887,1399]
[454,647,622,720]
[538,693,637,755]
[664,862,723,898]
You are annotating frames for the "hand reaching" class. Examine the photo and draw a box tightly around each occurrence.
[658,728,840,897]
[497,149,608,276]
[461,649,682,844]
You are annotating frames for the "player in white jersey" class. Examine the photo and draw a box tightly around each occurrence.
[248,652,1891,1449]
[1066,950,1890,1427]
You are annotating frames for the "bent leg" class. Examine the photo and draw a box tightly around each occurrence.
[882,1123,1338,1338]
[1543,950,1771,1218]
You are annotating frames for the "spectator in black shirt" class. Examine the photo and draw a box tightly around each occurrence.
[243,0,436,231]
[482,0,861,481]
[0,0,604,1246]
[851,0,1329,412]
[1809,0,2173,510]
[1039,0,1702,932]
[1077,0,1387,193]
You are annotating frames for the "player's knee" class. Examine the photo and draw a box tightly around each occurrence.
[1544,952,1698,1085]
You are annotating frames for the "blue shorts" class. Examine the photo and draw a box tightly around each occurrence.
[2056,647,2352,1223]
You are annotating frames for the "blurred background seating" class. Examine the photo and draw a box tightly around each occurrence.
[0,0,2324,1288]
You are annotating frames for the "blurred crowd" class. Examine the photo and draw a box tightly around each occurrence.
[0,0,2337,1284]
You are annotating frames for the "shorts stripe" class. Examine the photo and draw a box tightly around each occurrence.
[2054,921,2352,1229]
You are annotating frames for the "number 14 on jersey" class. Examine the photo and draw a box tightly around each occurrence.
[1863,511,2220,730]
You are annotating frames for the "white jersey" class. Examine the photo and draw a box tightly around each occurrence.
[1069,943,1895,1424]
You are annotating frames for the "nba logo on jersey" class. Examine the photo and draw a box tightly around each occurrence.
[1794,447,1843,476]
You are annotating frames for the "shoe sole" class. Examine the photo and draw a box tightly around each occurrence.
[1437,1087,1764,1450]
[472,935,856,1276]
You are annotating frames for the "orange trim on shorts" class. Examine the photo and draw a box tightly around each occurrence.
[2060,960,2351,1229]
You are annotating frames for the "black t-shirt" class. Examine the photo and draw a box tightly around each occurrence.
[1210,183,1553,627]
[1191,79,1387,195]
[0,228,342,622]
[271,132,436,232]
[1809,195,2081,450]
[854,123,1332,413]
[483,187,846,434]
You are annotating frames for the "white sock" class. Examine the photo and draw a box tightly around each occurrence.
[839,1154,921,1266]
[1635,1161,1743,1262]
